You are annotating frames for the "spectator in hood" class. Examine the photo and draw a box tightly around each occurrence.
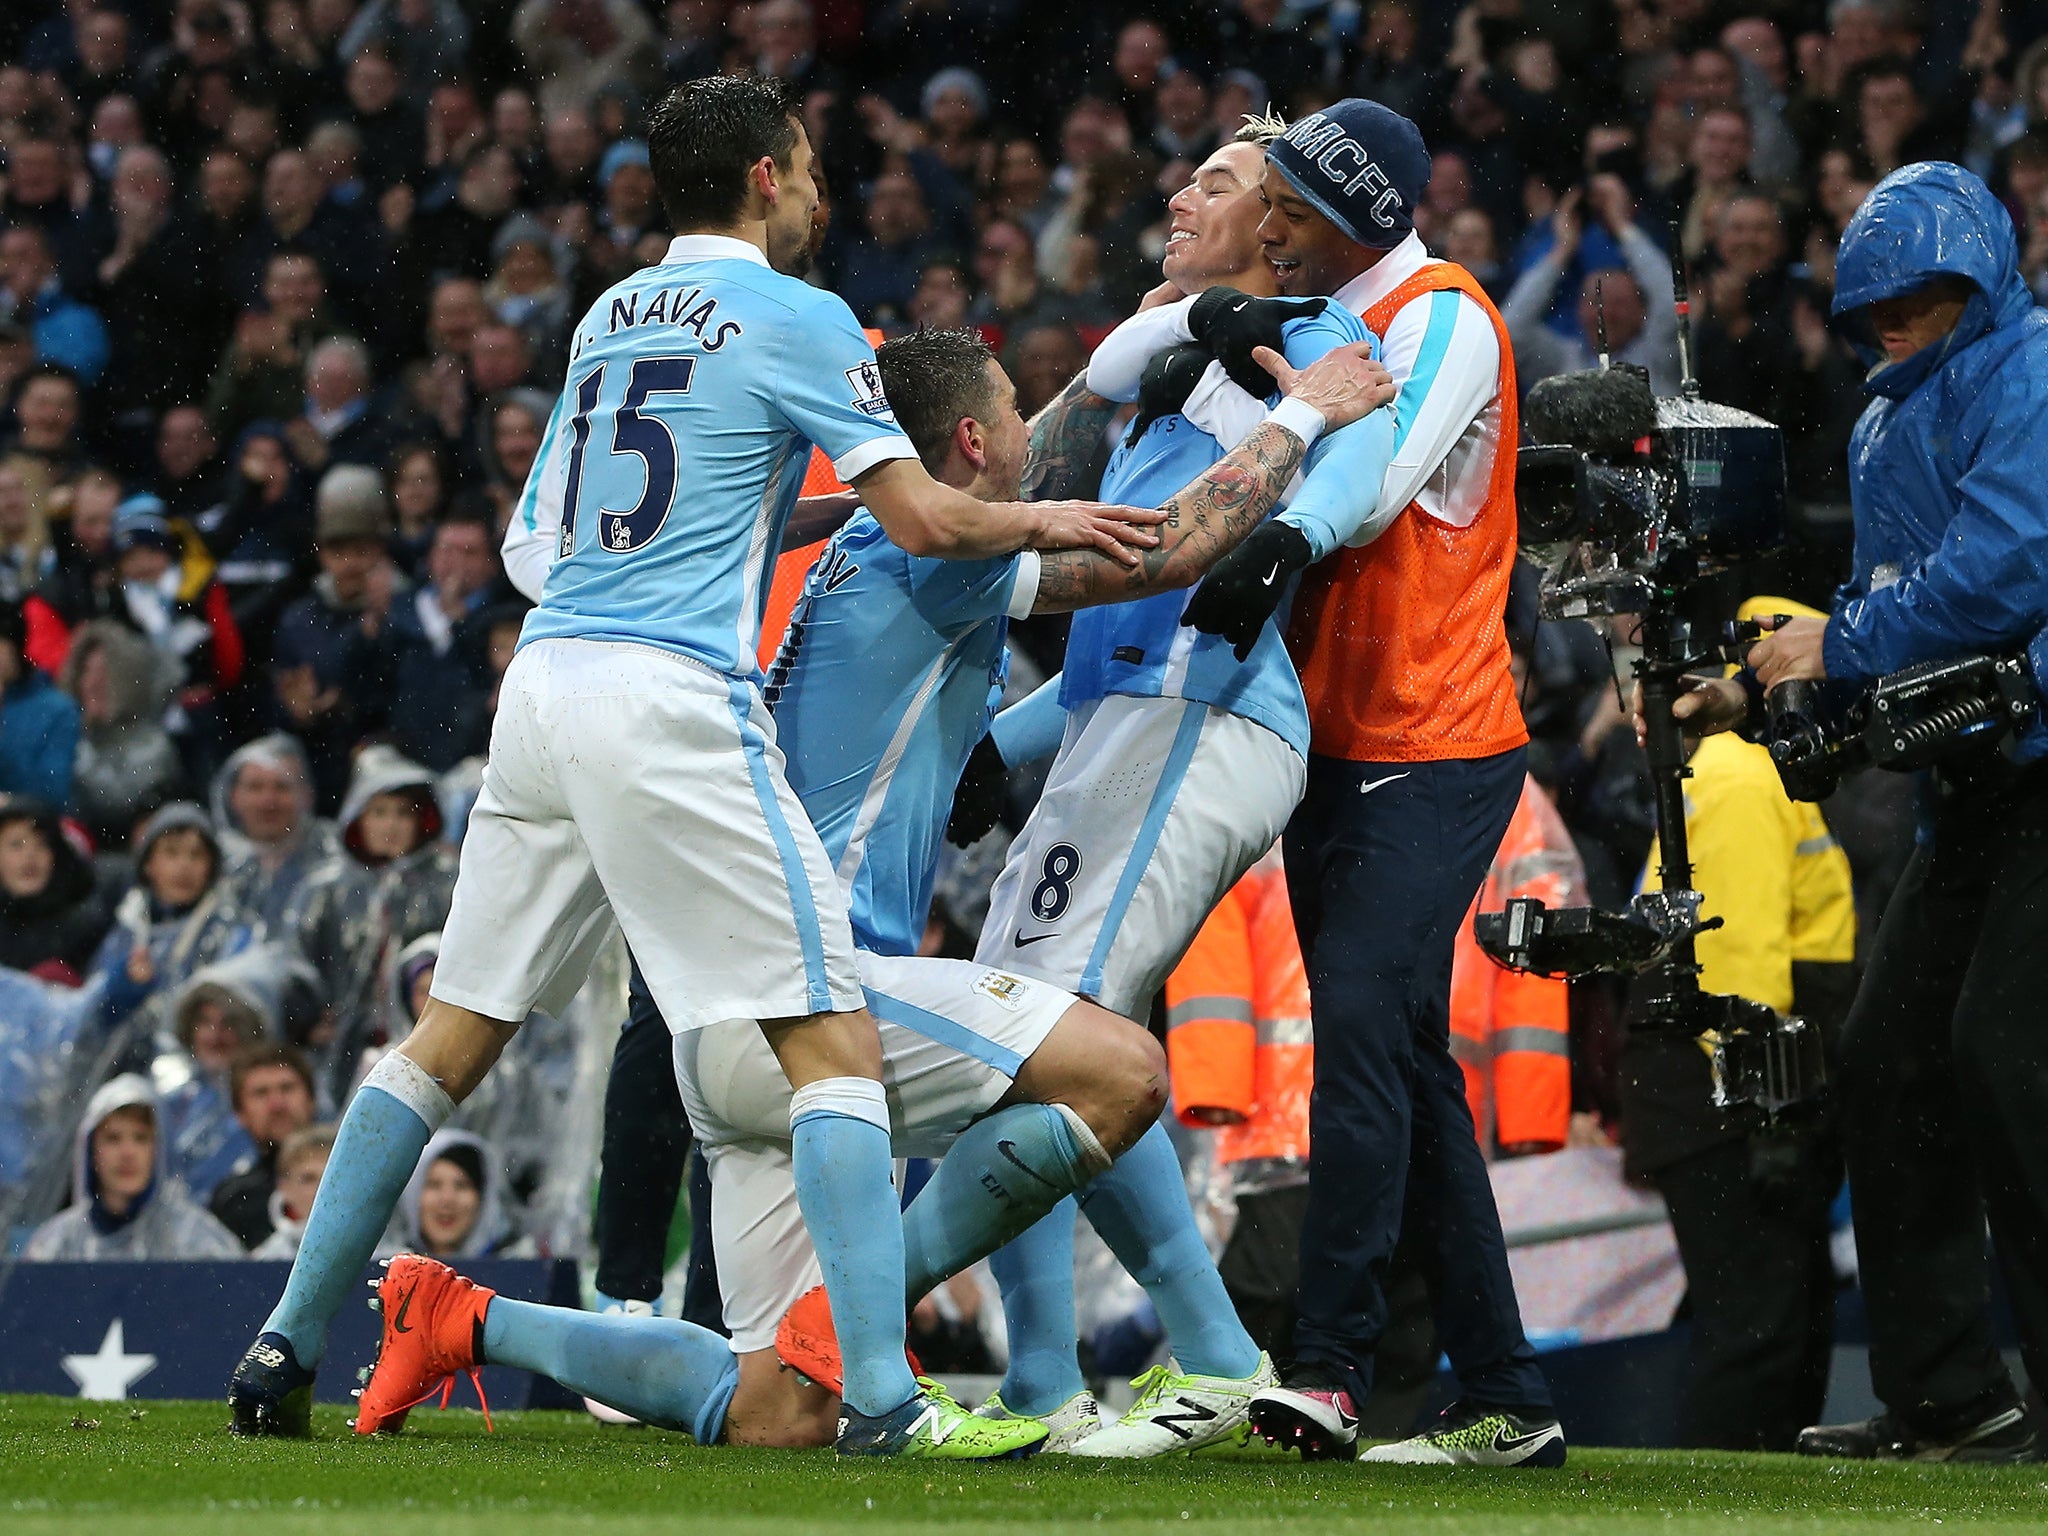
[87,800,253,1033]
[153,962,272,1202]
[364,928,575,1204]
[482,213,573,364]
[385,1126,527,1260]
[24,1072,245,1260]
[0,597,80,806]
[288,744,457,1096]
[268,468,405,810]
[212,732,341,933]
[59,620,184,848]
[920,67,992,180]
[209,1039,321,1248]
[251,1123,335,1259]
[0,793,110,981]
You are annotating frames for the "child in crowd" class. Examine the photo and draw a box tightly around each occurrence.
[89,801,253,1033]
[153,967,270,1203]
[286,744,457,1099]
[386,1127,527,1262]
[253,1123,337,1260]
[0,792,109,981]
[24,1073,244,1260]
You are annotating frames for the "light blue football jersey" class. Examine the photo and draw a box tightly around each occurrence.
[1058,304,1393,757]
[515,235,917,678]
[764,511,1029,955]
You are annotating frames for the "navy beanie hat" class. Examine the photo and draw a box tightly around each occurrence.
[1266,98,1430,250]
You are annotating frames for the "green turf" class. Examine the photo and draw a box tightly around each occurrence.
[2,1396,2045,1536]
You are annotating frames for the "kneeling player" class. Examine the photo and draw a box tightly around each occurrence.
[355,328,1393,1453]
[352,950,1159,1449]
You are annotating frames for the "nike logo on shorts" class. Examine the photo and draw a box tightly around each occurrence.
[1358,772,1411,796]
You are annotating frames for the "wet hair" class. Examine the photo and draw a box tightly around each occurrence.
[645,74,800,230]
[875,329,998,471]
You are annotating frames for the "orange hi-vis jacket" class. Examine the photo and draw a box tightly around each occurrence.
[1165,851,1312,1179]
[1284,262,1527,763]
[1451,776,1587,1154]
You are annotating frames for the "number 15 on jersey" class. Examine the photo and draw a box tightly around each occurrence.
[559,355,699,558]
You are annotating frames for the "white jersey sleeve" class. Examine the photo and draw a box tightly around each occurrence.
[1084,298,1197,402]
[500,387,573,603]
[1370,287,1502,535]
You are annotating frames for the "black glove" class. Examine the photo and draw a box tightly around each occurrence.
[1187,288,1328,397]
[1126,342,1212,444]
[946,732,1009,846]
[1180,521,1315,661]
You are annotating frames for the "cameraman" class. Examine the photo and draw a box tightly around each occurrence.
[1669,162,2047,1463]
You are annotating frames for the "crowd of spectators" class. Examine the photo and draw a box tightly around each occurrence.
[0,0,2032,1269]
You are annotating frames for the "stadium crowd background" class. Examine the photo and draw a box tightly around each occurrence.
[0,0,2034,1428]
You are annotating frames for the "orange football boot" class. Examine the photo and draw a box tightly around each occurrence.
[352,1254,496,1435]
[772,1283,921,1395]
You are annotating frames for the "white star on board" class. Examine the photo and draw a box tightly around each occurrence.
[62,1319,157,1400]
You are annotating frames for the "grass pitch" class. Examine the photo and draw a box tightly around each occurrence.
[3,1396,2046,1536]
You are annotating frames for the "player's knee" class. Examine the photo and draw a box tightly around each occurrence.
[1079,1009,1168,1156]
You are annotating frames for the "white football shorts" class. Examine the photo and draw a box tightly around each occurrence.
[674,950,1077,1352]
[977,693,1305,1018]
[431,637,865,1033]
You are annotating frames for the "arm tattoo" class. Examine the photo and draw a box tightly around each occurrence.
[1021,368,1117,502]
[1033,420,1309,613]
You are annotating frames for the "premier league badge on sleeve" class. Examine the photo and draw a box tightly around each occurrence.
[847,359,897,419]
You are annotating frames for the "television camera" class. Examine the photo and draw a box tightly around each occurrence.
[1475,357,1827,1118]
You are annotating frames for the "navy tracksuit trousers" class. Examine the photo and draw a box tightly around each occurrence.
[1282,745,1553,1412]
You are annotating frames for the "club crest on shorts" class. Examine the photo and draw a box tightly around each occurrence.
[972,970,1032,1011]
[846,359,897,419]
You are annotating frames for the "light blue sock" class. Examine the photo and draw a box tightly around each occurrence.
[1077,1122,1261,1381]
[789,1077,918,1417]
[900,1103,1108,1301]
[484,1298,738,1443]
[988,1201,1087,1415]
[263,1058,449,1365]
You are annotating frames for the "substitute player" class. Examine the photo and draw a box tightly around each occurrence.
[227,74,1159,1459]
[350,327,1391,1449]
[1115,99,1566,1464]
[957,118,1399,1452]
